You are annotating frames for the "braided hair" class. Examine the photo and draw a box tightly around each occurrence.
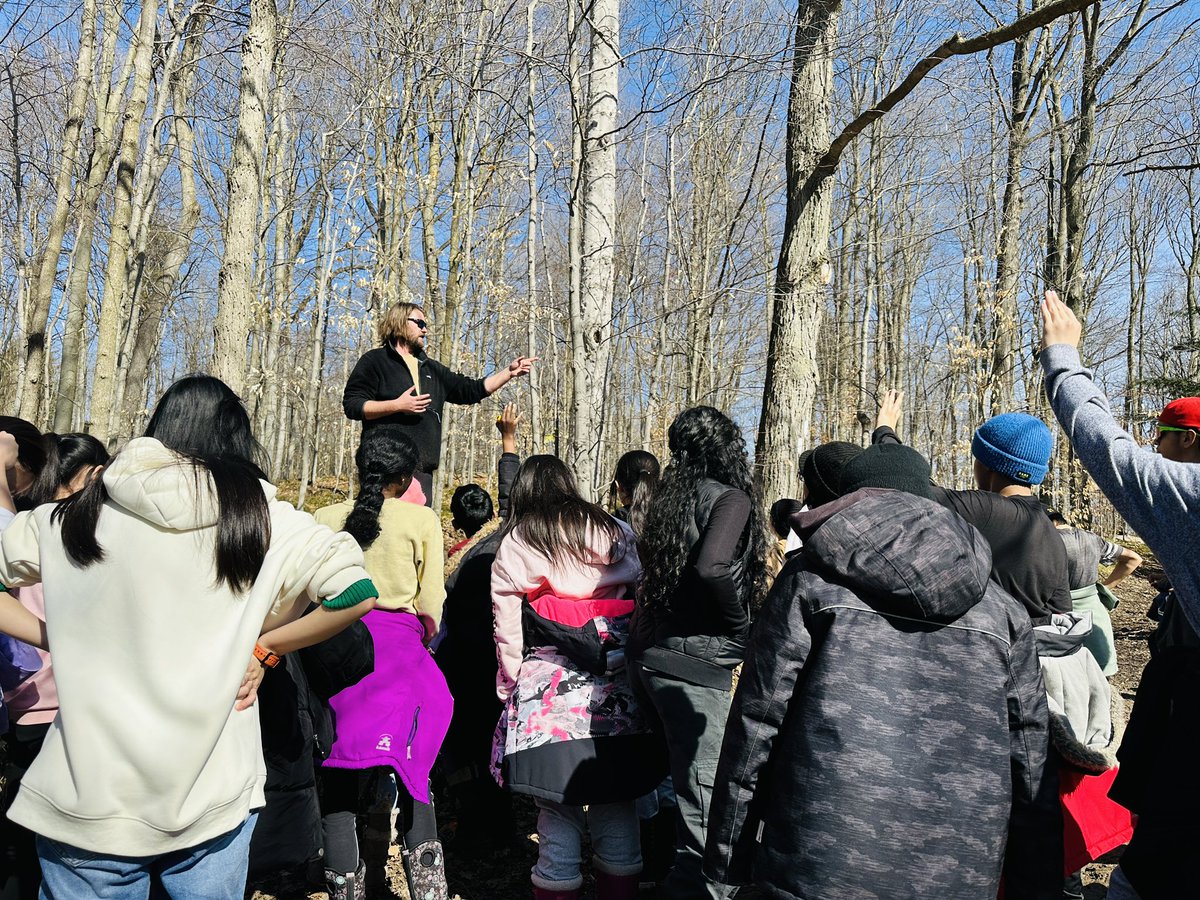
[344,425,420,549]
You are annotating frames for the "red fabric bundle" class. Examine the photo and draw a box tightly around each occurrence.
[1060,766,1134,875]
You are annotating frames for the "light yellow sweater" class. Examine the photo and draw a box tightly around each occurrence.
[314,498,445,625]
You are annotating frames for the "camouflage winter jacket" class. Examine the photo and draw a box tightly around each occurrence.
[703,489,1062,900]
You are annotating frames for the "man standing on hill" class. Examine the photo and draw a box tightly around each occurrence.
[1040,289,1200,900]
[343,301,535,503]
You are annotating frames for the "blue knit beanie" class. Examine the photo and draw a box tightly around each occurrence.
[971,413,1052,486]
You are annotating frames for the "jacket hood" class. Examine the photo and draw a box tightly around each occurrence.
[796,488,993,622]
[103,437,276,531]
[1033,610,1092,658]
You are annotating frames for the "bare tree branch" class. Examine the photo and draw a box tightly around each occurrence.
[1123,161,1200,175]
[817,0,1095,173]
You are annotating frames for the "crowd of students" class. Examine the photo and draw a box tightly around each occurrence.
[0,289,1194,900]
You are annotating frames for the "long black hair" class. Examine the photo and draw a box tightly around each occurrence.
[0,416,47,511]
[610,450,660,536]
[54,376,271,593]
[638,406,768,614]
[505,455,625,564]
[343,426,419,550]
[28,433,110,506]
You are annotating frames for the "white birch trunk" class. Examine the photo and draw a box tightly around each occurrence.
[568,0,619,496]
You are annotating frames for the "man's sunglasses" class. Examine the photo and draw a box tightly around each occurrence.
[408,318,429,330]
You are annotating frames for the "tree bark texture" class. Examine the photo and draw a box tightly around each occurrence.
[214,0,277,395]
[568,0,618,496]
[755,0,840,506]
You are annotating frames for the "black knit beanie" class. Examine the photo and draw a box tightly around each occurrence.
[837,443,934,500]
[802,441,864,508]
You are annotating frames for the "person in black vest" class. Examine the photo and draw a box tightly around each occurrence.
[342,301,535,502]
[630,406,768,900]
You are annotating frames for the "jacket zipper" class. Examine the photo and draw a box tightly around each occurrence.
[407,706,421,760]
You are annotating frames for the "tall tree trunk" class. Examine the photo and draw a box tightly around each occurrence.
[525,0,543,447]
[755,0,840,504]
[88,0,160,438]
[988,18,1047,412]
[567,0,619,496]
[20,0,98,422]
[112,8,209,439]
[51,0,130,432]
[214,0,277,394]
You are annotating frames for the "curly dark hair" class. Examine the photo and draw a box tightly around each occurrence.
[637,406,768,615]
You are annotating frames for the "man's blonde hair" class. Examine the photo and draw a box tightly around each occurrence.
[378,301,424,346]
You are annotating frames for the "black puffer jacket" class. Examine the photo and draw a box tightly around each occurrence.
[703,489,1061,900]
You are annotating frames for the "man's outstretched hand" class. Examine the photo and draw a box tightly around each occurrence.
[1040,290,1082,351]
[877,389,904,432]
[508,356,538,378]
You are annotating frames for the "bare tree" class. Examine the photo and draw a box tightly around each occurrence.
[567,0,619,494]
[214,0,277,394]
[757,0,1095,506]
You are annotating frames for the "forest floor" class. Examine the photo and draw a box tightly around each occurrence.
[246,541,1162,900]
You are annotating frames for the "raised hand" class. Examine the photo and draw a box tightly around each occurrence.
[394,385,432,415]
[876,389,905,432]
[1040,290,1082,351]
[497,403,522,453]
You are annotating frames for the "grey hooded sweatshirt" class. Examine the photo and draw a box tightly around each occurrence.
[703,489,1061,900]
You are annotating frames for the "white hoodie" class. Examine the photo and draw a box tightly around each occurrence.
[0,438,372,855]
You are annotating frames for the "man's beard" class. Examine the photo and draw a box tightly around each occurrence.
[397,334,424,354]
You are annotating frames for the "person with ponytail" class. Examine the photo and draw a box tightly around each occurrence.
[0,376,378,899]
[1,433,109,899]
[491,455,666,900]
[630,406,768,900]
[609,450,660,537]
[313,425,452,900]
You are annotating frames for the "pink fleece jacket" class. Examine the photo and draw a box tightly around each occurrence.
[490,518,641,699]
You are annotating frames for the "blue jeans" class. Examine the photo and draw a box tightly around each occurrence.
[1107,866,1141,900]
[532,799,641,890]
[37,813,257,899]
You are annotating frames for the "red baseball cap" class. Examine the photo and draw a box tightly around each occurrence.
[1158,397,1200,429]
